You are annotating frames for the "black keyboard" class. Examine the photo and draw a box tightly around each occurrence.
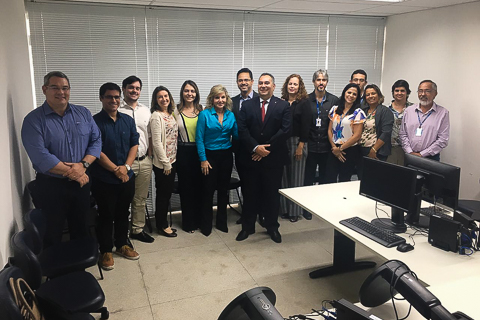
[340,216,406,248]
[420,207,453,220]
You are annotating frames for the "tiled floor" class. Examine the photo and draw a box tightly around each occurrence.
[90,208,385,319]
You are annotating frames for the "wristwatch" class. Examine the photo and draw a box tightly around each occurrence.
[81,160,90,169]
[125,164,131,171]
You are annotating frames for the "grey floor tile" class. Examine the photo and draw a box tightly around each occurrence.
[92,257,150,313]
[95,306,154,320]
[227,230,334,281]
[140,242,256,305]
[150,285,254,320]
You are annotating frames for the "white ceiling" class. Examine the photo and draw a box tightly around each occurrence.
[41,0,479,16]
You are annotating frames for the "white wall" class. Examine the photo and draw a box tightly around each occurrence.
[383,1,480,200]
[0,0,35,266]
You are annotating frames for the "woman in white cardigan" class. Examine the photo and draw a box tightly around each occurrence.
[150,86,178,237]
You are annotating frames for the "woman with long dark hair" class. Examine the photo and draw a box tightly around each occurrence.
[196,85,238,236]
[150,86,178,237]
[326,83,366,183]
[174,80,204,233]
[279,74,309,222]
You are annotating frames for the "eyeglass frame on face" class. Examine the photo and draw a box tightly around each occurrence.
[47,85,70,92]
[102,95,121,100]
[237,78,252,83]
[417,89,434,94]
[352,77,366,83]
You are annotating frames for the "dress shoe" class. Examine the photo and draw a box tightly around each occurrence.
[289,216,299,223]
[201,229,211,237]
[280,213,290,220]
[236,230,254,241]
[303,211,312,220]
[159,228,177,238]
[216,224,228,233]
[130,231,155,243]
[268,230,282,243]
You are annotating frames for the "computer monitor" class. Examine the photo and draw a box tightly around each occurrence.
[360,157,421,233]
[404,154,461,226]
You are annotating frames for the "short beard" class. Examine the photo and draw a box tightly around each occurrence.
[419,100,432,106]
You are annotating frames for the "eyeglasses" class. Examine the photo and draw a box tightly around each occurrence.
[418,89,433,94]
[47,86,70,92]
[237,79,252,83]
[352,78,366,83]
[103,95,121,100]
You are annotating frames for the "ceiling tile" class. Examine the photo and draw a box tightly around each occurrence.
[264,0,381,13]
[356,4,430,14]
[400,0,477,8]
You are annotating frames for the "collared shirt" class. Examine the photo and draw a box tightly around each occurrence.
[307,91,340,153]
[91,109,139,184]
[239,90,254,111]
[389,101,413,146]
[21,101,102,177]
[196,108,238,162]
[118,100,150,157]
[259,97,271,114]
[399,102,449,157]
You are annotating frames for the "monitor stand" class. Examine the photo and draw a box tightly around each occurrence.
[371,208,407,233]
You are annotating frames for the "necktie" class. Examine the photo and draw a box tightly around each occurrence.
[261,100,266,123]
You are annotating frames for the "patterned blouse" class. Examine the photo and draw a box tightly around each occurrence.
[162,113,178,163]
[329,106,366,145]
[360,110,377,147]
[389,101,413,147]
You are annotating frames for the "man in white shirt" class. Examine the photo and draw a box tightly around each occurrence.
[119,76,155,243]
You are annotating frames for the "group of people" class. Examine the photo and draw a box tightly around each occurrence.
[21,67,449,271]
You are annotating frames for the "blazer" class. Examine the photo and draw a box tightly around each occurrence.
[237,95,291,168]
[232,91,259,120]
[361,104,394,157]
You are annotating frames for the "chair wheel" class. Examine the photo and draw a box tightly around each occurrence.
[100,310,109,319]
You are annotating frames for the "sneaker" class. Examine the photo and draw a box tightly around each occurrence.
[100,252,114,270]
[115,245,140,260]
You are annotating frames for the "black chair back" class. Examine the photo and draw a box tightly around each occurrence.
[23,209,47,255]
[11,231,43,290]
[0,266,23,320]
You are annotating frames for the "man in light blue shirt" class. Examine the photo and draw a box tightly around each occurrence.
[21,71,101,247]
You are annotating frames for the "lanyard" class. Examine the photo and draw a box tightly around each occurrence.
[416,108,433,128]
[316,95,326,118]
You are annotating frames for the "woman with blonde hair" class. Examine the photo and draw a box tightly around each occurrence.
[174,80,203,233]
[196,85,238,236]
[279,74,310,222]
[150,86,178,237]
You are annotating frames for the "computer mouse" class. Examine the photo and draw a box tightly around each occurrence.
[397,243,414,252]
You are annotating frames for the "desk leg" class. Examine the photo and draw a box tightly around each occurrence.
[309,229,376,279]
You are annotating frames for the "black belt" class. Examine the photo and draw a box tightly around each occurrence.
[136,154,147,161]
[178,142,196,147]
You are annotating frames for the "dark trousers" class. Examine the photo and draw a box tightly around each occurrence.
[36,173,90,248]
[153,163,176,230]
[242,165,283,233]
[326,145,361,183]
[358,147,388,179]
[200,149,233,234]
[304,151,329,186]
[176,145,202,231]
[426,154,440,161]
[91,177,135,253]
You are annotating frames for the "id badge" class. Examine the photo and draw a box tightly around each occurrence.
[416,127,423,137]
[316,118,321,127]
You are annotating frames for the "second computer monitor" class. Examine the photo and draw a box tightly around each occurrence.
[360,157,419,233]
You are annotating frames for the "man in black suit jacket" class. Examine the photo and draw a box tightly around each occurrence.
[236,73,291,243]
[231,68,259,224]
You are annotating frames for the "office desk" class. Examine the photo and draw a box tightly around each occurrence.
[280,181,478,318]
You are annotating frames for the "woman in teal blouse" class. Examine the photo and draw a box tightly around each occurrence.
[196,84,238,236]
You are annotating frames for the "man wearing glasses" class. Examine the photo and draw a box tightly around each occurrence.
[22,71,101,247]
[399,80,449,161]
[90,82,140,270]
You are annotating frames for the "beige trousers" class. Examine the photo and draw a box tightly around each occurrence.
[131,156,153,234]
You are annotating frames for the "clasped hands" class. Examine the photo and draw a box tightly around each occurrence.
[113,165,130,183]
[332,146,346,163]
[63,162,89,187]
[252,144,270,161]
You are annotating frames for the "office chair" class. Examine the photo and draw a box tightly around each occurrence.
[0,265,95,320]
[10,231,109,319]
[227,176,243,214]
[24,209,103,280]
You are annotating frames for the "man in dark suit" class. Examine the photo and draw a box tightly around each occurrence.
[232,68,259,224]
[236,73,291,243]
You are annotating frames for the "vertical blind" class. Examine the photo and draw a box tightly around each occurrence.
[26,2,385,211]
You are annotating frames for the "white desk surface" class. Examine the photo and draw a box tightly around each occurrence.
[280,181,479,319]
